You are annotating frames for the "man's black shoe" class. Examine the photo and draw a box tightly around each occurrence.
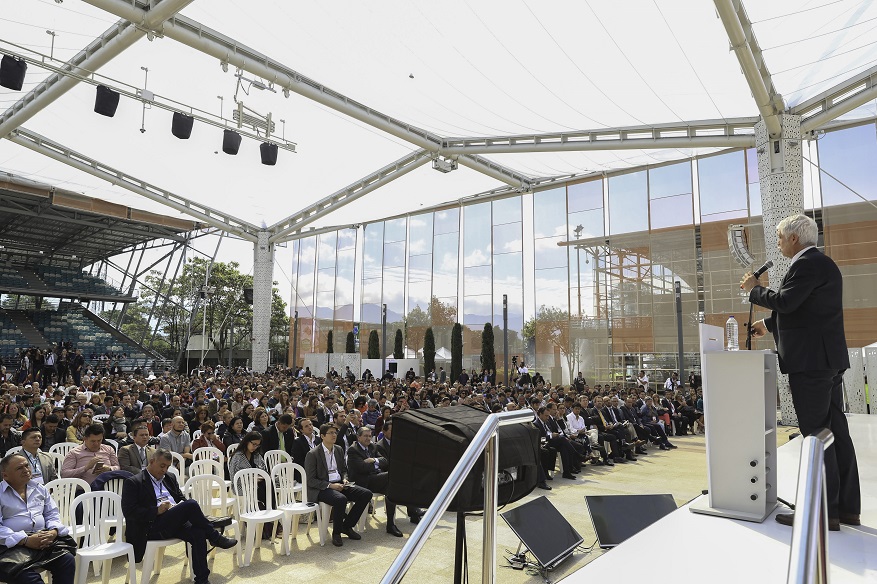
[211,535,237,550]
[332,532,343,547]
[614,457,626,463]
[386,524,403,537]
[776,512,840,532]
[635,447,647,455]
[667,442,678,449]
[562,473,577,479]
[536,482,552,490]
[625,452,637,462]
[410,514,421,524]
[604,459,615,466]
[342,527,362,540]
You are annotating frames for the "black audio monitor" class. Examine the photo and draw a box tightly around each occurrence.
[501,496,583,569]
[585,494,677,548]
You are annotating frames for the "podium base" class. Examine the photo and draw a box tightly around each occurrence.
[688,495,776,523]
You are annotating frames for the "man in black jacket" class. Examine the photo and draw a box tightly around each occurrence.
[291,418,320,468]
[260,414,296,465]
[347,427,405,537]
[743,213,860,530]
[121,448,235,584]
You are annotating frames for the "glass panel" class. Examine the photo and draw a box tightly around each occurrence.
[408,254,432,283]
[818,123,877,207]
[608,171,648,235]
[534,236,567,269]
[335,249,355,320]
[383,241,406,268]
[383,266,405,323]
[433,232,458,298]
[315,291,334,320]
[464,265,492,296]
[362,223,384,280]
[746,148,762,217]
[569,208,604,239]
[464,203,491,264]
[493,252,522,291]
[337,228,357,250]
[434,208,460,235]
[650,193,693,229]
[361,278,382,325]
[534,267,569,312]
[493,222,522,254]
[649,162,691,199]
[492,197,521,225]
[408,281,431,314]
[385,218,407,242]
[317,267,335,293]
[463,295,492,326]
[533,187,566,238]
[698,151,748,219]
[568,179,603,213]
[318,232,336,268]
[409,213,434,256]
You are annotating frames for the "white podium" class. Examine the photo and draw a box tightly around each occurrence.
[690,324,778,522]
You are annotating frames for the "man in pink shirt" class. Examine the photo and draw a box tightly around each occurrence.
[60,423,119,481]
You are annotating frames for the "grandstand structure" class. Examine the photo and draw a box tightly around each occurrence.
[0,173,198,367]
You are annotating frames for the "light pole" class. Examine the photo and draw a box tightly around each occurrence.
[573,224,583,319]
[199,284,215,369]
[45,31,56,60]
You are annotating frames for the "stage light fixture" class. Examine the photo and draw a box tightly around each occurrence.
[260,142,278,165]
[0,54,28,90]
[94,85,120,117]
[728,224,756,267]
[222,129,242,155]
[171,112,194,139]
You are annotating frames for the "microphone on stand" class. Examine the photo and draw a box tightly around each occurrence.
[744,260,773,350]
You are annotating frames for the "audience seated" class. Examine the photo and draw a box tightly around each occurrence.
[60,423,119,482]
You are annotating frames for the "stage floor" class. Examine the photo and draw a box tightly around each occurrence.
[564,414,877,583]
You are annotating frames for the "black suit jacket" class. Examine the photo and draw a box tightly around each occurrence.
[749,248,849,374]
[260,424,296,458]
[346,441,388,486]
[121,469,185,562]
[291,433,320,467]
[376,437,392,460]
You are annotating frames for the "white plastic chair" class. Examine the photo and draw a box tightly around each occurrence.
[166,466,180,480]
[5,445,22,456]
[184,474,242,567]
[50,442,77,459]
[102,477,126,496]
[193,446,225,467]
[169,451,187,481]
[271,462,319,553]
[104,439,119,452]
[188,460,234,512]
[45,451,65,476]
[232,468,285,565]
[71,491,136,584]
[45,478,90,541]
[263,449,292,472]
[225,443,239,466]
[140,536,184,584]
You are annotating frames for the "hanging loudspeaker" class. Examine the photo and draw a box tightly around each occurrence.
[94,85,120,117]
[171,112,194,139]
[0,55,27,91]
[222,129,242,155]
[260,142,278,166]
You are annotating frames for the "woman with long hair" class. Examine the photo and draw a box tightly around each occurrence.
[228,431,270,525]
[21,404,48,431]
[240,403,255,432]
[6,403,28,431]
[189,406,211,437]
[247,408,270,433]
[65,409,94,443]
[302,395,320,422]
[106,406,129,441]
[222,416,245,449]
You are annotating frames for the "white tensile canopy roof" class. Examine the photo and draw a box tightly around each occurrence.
[2,0,877,237]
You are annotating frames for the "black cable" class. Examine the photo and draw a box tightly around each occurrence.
[778,497,796,511]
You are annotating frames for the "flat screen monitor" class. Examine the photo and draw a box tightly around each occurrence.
[585,494,677,549]
[501,496,583,569]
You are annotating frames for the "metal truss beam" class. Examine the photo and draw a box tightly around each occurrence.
[0,0,194,140]
[441,118,758,154]
[714,0,784,138]
[83,0,534,190]
[6,128,261,241]
[269,149,431,243]
[794,65,877,133]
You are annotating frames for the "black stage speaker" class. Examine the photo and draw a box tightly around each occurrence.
[222,129,242,155]
[0,55,27,91]
[172,112,194,139]
[243,287,253,305]
[388,361,398,374]
[94,85,120,117]
[585,494,677,548]
[260,142,278,165]
[387,405,539,512]
[501,496,583,569]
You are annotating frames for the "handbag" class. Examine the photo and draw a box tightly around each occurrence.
[206,515,234,530]
[0,534,77,580]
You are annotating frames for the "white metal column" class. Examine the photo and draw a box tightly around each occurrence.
[754,114,804,426]
[252,231,275,372]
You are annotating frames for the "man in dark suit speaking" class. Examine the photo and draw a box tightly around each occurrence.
[742,213,860,531]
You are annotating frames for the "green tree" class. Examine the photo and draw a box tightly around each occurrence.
[423,327,436,376]
[404,304,429,358]
[326,330,334,353]
[451,322,463,382]
[522,305,581,378]
[345,331,355,353]
[481,322,495,372]
[368,330,380,359]
[394,328,404,359]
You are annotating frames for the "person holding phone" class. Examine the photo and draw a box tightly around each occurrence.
[59,423,119,481]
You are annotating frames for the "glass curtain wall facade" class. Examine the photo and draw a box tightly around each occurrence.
[288,122,877,385]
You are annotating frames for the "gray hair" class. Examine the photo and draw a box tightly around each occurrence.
[777,214,818,246]
[150,447,173,462]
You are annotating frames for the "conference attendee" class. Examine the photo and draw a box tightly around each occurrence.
[158,416,193,464]
[191,422,226,454]
[362,399,381,428]
[346,426,422,537]
[228,432,270,515]
[533,406,578,479]
[40,414,67,452]
[0,414,21,457]
[222,416,245,450]
[65,409,94,444]
[60,423,119,481]
[636,370,649,391]
[0,453,74,584]
[121,448,236,584]
[18,427,58,484]
[663,372,680,394]
[622,396,672,450]
[118,425,155,475]
[742,213,860,530]
[291,418,320,467]
[260,414,295,463]
[304,423,372,547]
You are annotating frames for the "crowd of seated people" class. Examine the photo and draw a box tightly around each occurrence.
[0,357,705,567]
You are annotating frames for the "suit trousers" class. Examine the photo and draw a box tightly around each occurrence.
[149,499,219,584]
[788,369,861,517]
[9,551,75,584]
[317,483,372,534]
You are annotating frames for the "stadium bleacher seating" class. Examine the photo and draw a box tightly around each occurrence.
[33,265,123,297]
[0,312,30,359]
[0,266,29,289]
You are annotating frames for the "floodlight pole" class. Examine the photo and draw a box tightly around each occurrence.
[292,311,299,371]
[381,304,387,377]
[674,281,684,386]
[503,294,508,387]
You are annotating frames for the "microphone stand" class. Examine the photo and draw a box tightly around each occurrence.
[745,296,755,350]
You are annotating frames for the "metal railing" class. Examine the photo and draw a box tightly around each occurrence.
[381,409,536,584]
[787,428,835,584]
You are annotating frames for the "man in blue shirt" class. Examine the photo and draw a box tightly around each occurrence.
[0,453,74,584]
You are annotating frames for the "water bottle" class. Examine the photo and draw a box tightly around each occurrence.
[725,315,739,351]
